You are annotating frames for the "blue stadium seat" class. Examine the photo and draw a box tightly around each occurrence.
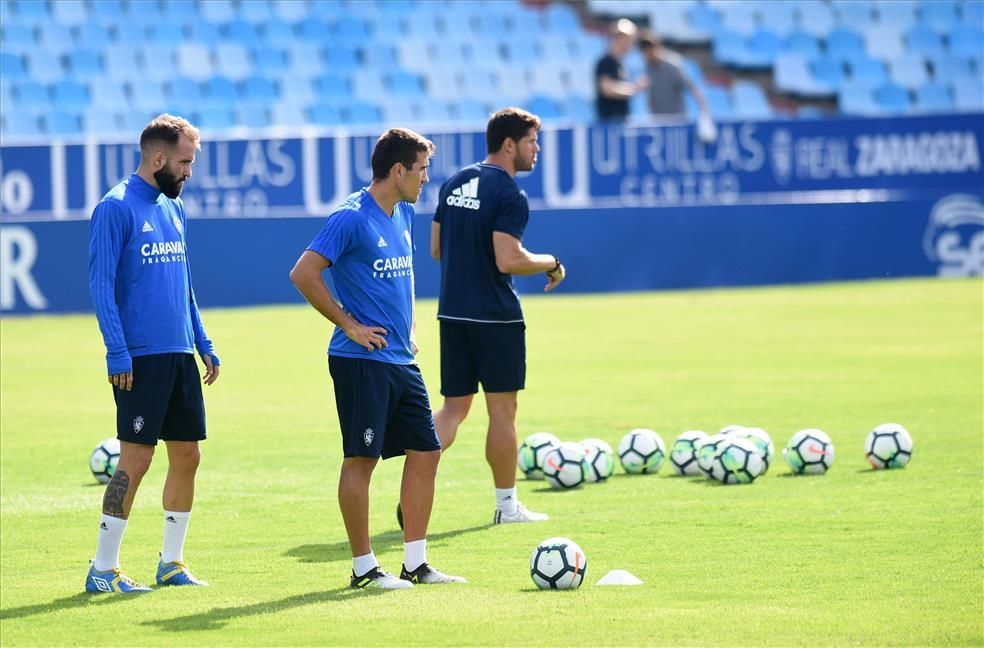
[345,101,383,124]
[876,1,917,28]
[82,111,122,134]
[66,50,104,82]
[387,71,424,97]
[225,19,260,47]
[953,79,984,110]
[525,95,562,120]
[948,26,984,59]
[0,53,26,81]
[186,21,223,45]
[704,86,733,118]
[315,74,351,103]
[286,44,324,78]
[544,4,581,33]
[177,44,214,81]
[89,82,129,111]
[147,22,185,43]
[119,110,151,133]
[826,28,866,63]
[124,0,163,27]
[795,1,835,37]
[37,23,75,54]
[235,107,270,129]
[261,19,296,48]
[749,29,782,62]
[241,76,279,103]
[502,42,540,64]
[476,13,509,35]
[874,83,912,113]
[129,80,168,113]
[848,57,889,87]
[352,73,386,101]
[811,57,845,86]
[13,81,51,111]
[12,0,49,26]
[254,47,289,76]
[140,44,180,84]
[308,103,344,125]
[324,46,360,72]
[834,1,875,27]
[411,98,453,123]
[199,0,235,24]
[333,17,371,48]
[52,80,89,111]
[371,13,405,40]
[363,46,397,69]
[687,3,721,33]
[713,30,746,67]
[297,18,332,45]
[509,8,544,39]
[784,31,821,58]
[240,0,273,24]
[88,0,124,26]
[450,98,488,122]
[405,14,440,38]
[919,1,958,33]
[111,22,148,46]
[756,1,797,37]
[202,76,239,109]
[279,77,316,106]
[215,44,253,81]
[76,23,111,48]
[914,83,953,112]
[862,25,906,60]
[962,1,984,25]
[273,0,312,22]
[732,81,772,118]
[26,50,65,83]
[44,111,81,136]
[719,2,757,36]
[168,77,203,109]
[198,107,235,131]
[270,103,308,127]
[1,25,36,55]
[932,55,977,83]
[906,26,945,55]
[2,113,42,137]
[838,84,880,114]
[888,54,930,89]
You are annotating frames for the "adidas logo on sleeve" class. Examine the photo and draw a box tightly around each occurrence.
[446,177,481,210]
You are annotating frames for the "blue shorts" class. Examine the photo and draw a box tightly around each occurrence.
[439,320,526,397]
[113,353,206,446]
[328,355,440,460]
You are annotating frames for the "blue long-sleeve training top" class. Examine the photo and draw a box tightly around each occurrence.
[88,173,218,376]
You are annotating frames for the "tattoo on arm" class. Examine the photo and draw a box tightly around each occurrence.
[102,469,130,518]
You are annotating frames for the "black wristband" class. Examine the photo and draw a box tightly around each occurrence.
[549,256,561,273]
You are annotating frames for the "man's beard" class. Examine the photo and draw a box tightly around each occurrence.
[515,151,536,173]
[154,165,185,199]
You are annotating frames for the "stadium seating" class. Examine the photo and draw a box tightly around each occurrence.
[0,0,981,138]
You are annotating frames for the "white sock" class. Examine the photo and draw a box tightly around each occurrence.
[353,551,378,576]
[160,510,191,564]
[404,539,427,571]
[495,487,518,516]
[94,514,127,571]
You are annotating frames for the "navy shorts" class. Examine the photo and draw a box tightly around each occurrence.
[439,320,526,397]
[113,353,206,446]
[328,356,440,460]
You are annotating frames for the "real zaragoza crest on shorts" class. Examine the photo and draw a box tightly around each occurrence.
[133,416,145,433]
[364,428,374,446]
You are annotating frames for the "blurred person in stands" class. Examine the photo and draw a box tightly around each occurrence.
[86,114,219,594]
[595,18,647,122]
[638,32,709,118]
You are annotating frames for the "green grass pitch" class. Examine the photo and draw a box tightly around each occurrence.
[1,278,981,646]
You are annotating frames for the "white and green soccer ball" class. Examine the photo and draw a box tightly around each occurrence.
[783,429,835,474]
[618,429,666,474]
[530,537,587,590]
[89,438,120,485]
[734,427,774,473]
[517,432,560,480]
[716,437,766,484]
[542,442,588,489]
[696,433,731,478]
[669,430,708,476]
[579,439,615,482]
[865,423,913,469]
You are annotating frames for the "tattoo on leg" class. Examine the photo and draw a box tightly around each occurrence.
[102,470,130,518]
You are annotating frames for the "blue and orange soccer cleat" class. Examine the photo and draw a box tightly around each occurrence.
[156,557,209,587]
[85,564,152,593]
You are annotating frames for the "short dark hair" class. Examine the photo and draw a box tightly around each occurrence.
[139,113,200,155]
[486,107,541,154]
[371,128,435,180]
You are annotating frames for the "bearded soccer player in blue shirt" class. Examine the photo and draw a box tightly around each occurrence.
[85,114,219,593]
[430,108,566,524]
[290,128,464,589]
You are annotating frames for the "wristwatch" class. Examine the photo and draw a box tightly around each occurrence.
[549,256,561,274]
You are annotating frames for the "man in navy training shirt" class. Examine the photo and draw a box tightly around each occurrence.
[290,128,465,589]
[430,107,566,525]
[86,114,220,594]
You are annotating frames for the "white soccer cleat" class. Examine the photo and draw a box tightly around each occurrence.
[494,502,549,524]
[350,567,414,590]
[400,563,467,584]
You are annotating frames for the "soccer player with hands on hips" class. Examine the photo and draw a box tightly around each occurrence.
[429,107,566,525]
[290,128,465,589]
[86,114,219,594]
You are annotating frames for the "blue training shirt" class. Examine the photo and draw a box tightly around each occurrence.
[88,173,218,376]
[307,188,417,365]
[434,163,529,323]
